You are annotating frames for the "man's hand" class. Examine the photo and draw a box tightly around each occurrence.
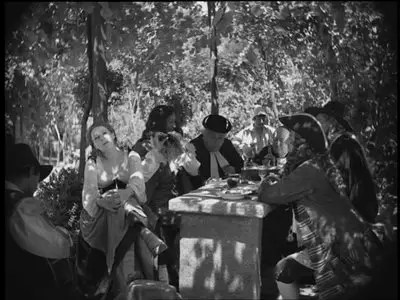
[222,165,236,176]
[265,173,280,185]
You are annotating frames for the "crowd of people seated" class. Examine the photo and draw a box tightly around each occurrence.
[5,101,396,300]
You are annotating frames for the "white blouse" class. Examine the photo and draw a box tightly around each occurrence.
[6,181,72,259]
[82,150,147,217]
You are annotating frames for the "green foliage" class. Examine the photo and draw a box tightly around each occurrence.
[72,63,125,111]
[36,167,83,231]
[5,1,397,220]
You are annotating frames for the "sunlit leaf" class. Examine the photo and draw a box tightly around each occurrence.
[250,4,263,17]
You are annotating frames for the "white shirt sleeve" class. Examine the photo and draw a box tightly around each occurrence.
[141,149,166,182]
[127,151,147,204]
[9,197,72,259]
[82,158,101,217]
[182,152,201,176]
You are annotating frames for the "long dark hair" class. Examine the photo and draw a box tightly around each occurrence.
[330,134,378,223]
[141,105,182,140]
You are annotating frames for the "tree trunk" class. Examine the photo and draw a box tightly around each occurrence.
[317,18,338,102]
[91,3,108,123]
[257,37,279,123]
[208,1,219,115]
[79,13,94,179]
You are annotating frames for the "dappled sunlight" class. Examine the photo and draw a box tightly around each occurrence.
[5,2,397,299]
[181,236,256,299]
[177,211,262,299]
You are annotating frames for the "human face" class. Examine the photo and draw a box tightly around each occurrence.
[166,114,176,132]
[91,126,115,152]
[272,128,291,158]
[253,115,267,128]
[203,129,226,152]
[316,113,332,135]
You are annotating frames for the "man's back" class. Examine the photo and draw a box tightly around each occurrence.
[5,188,61,300]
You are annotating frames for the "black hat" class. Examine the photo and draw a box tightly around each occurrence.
[305,102,353,133]
[6,143,53,181]
[279,113,328,153]
[202,114,232,134]
[304,106,321,117]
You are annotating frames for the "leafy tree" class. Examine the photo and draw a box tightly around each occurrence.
[5,1,397,227]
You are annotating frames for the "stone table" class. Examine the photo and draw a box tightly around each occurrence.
[169,180,272,299]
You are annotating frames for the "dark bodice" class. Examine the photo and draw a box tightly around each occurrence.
[99,179,127,195]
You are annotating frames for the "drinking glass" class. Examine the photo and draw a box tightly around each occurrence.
[258,165,268,181]
[227,173,240,187]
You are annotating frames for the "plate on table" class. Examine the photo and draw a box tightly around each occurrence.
[217,188,252,200]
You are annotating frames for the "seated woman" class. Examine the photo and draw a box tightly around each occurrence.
[132,105,198,289]
[259,113,384,300]
[76,121,169,300]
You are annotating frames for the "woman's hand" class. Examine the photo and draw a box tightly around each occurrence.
[150,132,168,151]
[97,189,121,213]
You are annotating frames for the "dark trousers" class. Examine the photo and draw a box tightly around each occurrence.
[275,257,315,284]
[261,205,298,272]
[260,205,298,298]
[160,224,180,291]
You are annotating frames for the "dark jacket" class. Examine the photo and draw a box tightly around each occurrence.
[188,134,244,189]
[132,138,177,214]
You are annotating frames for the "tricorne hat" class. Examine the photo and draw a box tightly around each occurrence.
[279,113,328,153]
[305,101,353,133]
[202,114,232,134]
[6,143,53,181]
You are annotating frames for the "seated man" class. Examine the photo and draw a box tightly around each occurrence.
[253,126,292,169]
[186,114,244,190]
[235,105,275,160]
[5,143,74,300]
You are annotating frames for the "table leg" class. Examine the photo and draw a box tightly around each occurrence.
[178,213,263,299]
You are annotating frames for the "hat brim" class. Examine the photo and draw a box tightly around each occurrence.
[203,115,232,134]
[279,113,328,153]
[39,165,53,181]
[254,113,267,118]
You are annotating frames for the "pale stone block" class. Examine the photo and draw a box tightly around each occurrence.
[177,213,263,299]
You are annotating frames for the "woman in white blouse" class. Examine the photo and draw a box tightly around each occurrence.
[76,121,168,300]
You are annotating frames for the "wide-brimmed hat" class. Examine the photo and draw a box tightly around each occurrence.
[202,114,232,134]
[305,102,353,133]
[279,113,328,153]
[253,105,268,117]
[6,143,53,181]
